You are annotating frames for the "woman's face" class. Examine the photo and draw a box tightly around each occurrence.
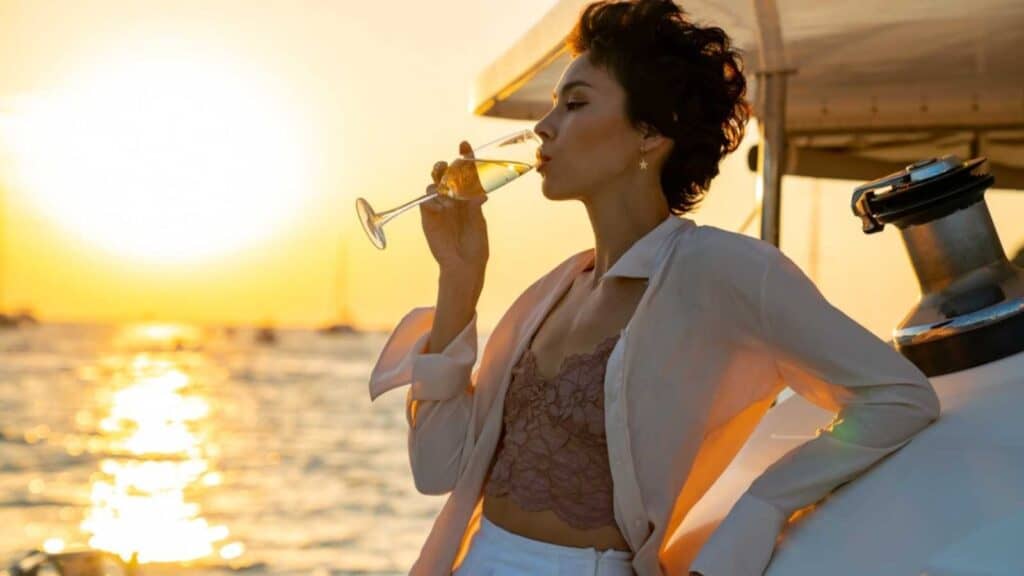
[533,53,644,201]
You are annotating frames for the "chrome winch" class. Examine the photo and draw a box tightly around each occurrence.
[852,155,1024,376]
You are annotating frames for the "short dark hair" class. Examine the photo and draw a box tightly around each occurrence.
[566,0,750,214]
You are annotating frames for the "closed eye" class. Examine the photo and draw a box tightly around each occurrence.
[566,102,586,110]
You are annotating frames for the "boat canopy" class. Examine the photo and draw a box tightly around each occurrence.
[472,0,1024,189]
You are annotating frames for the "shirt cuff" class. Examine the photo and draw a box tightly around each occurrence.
[368,306,478,402]
[689,492,787,576]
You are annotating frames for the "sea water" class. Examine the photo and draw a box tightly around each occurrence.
[0,322,471,575]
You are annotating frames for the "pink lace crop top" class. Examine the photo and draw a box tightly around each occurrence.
[483,332,621,530]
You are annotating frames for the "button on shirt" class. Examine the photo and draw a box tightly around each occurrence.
[367,215,941,576]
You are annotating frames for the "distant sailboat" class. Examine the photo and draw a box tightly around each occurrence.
[319,232,358,336]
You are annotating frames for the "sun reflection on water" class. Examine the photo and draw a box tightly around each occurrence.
[79,324,241,565]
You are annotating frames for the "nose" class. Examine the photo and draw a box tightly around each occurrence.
[533,111,555,143]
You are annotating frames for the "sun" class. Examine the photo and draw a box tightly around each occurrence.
[1,39,315,265]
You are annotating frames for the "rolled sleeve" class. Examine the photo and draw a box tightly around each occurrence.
[368,306,478,402]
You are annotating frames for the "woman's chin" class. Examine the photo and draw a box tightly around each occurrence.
[540,178,565,200]
[540,179,553,198]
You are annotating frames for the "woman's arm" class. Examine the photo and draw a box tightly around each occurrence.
[426,271,483,355]
[369,140,488,495]
[368,272,483,496]
[690,248,940,576]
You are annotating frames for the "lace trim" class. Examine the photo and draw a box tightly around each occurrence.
[519,333,621,381]
[484,331,621,530]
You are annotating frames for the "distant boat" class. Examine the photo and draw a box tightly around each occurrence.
[318,232,359,336]
[0,309,38,330]
[318,322,357,335]
[254,323,277,345]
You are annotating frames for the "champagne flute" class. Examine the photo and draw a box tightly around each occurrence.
[355,128,542,250]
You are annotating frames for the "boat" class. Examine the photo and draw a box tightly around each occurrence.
[254,321,277,345]
[476,1,1024,573]
[318,231,359,336]
[0,309,38,327]
[318,322,356,336]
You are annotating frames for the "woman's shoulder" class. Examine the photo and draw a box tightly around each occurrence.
[688,224,779,260]
[671,223,774,266]
[665,223,782,290]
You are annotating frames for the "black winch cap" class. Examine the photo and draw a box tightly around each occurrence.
[851,155,995,233]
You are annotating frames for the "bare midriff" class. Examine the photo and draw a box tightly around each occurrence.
[482,494,631,552]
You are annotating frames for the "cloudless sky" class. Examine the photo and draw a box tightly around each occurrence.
[0,0,563,329]
[1,0,1022,335]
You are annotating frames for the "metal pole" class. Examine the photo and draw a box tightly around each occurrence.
[758,72,788,247]
[750,0,792,247]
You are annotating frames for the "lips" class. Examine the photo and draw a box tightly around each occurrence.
[536,151,552,172]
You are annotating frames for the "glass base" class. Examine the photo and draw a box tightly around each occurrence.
[356,197,387,250]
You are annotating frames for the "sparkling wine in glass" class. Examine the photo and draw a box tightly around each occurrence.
[355,128,542,250]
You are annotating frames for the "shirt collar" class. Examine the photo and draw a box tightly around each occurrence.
[576,214,693,280]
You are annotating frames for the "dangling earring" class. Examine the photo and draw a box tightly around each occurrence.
[639,146,648,171]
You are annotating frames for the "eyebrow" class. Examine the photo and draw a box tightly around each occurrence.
[551,80,593,102]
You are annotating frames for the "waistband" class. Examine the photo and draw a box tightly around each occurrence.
[477,515,634,561]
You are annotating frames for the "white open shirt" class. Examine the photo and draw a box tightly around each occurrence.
[368,214,940,575]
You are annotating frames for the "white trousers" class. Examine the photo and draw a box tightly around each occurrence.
[452,515,635,575]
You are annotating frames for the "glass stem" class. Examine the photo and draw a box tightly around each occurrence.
[376,190,440,227]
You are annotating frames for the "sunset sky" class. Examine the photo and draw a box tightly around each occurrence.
[2,0,1022,335]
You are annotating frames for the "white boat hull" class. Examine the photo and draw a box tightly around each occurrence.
[668,350,1024,575]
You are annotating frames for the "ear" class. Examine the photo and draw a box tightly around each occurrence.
[640,124,673,153]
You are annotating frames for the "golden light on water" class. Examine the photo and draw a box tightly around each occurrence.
[79,325,241,564]
[131,324,202,344]
[100,370,208,456]
[219,542,246,561]
[43,538,66,555]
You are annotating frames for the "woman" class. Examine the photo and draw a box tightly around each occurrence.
[367,1,941,574]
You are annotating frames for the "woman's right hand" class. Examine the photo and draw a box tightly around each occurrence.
[419,141,490,278]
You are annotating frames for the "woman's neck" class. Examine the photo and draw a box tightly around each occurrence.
[583,197,669,285]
